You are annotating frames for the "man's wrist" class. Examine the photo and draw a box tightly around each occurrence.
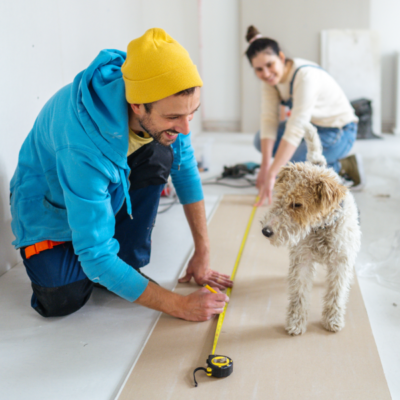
[172,295,188,319]
[135,281,184,318]
[165,292,186,319]
[193,243,210,256]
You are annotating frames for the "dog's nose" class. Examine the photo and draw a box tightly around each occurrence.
[262,227,274,238]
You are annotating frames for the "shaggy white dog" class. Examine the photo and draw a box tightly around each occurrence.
[261,125,361,335]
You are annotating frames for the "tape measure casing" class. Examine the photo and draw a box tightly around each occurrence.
[207,355,233,378]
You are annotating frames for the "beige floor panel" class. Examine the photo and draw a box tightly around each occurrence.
[117,195,391,400]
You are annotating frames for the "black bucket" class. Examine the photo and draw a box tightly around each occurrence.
[351,98,381,140]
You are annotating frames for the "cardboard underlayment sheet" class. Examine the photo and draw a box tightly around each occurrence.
[117,195,391,400]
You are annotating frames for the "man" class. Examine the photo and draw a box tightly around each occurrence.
[10,28,231,321]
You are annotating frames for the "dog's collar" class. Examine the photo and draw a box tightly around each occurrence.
[313,200,344,232]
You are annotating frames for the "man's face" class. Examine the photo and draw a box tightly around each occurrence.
[134,87,201,146]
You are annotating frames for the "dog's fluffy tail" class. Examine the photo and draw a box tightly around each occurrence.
[303,123,327,166]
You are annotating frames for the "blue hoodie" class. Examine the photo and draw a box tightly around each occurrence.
[10,49,203,302]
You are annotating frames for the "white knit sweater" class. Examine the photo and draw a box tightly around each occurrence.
[260,58,358,147]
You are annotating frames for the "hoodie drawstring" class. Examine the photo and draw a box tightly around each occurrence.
[119,168,133,219]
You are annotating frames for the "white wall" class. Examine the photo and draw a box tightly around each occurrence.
[139,0,202,133]
[240,0,371,133]
[0,0,201,276]
[321,30,381,135]
[200,0,241,131]
[370,0,400,132]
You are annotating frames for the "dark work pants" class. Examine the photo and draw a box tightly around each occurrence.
[21,140,173,317]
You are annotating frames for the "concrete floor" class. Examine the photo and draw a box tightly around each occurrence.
[0,133,399,399]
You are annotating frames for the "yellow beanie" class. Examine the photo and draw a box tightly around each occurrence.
[121,28,203,104]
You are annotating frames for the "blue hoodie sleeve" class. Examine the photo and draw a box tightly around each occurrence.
[170,132,203,204]
[56,147,148,302]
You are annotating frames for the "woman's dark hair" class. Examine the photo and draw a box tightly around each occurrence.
[245,25,281,63]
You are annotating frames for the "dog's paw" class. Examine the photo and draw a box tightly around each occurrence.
[285,323,307,336]
[285,315,307,336]
[321,313,345,333]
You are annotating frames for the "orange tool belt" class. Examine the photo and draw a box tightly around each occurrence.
[25,240,66,259]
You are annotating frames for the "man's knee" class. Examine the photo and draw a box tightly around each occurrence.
[31,278,94,317]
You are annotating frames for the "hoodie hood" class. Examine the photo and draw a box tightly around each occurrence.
[72,49,129,169]
[70,49,133,217]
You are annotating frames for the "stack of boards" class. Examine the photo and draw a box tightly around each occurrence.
[116,195,391,400]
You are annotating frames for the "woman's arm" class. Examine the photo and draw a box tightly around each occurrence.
[256,138,274,204]
[256,82,280,206]
[256,69,320,206]
[257,105,290,188]
[256,138,296,206]
[260,82,281,141]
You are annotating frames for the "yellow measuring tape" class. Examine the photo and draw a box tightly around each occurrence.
[211,196,259,354]
[193,196,259,386]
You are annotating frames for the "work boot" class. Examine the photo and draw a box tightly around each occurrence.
[339,153,365,191]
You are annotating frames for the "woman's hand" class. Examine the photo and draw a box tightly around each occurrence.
[256,138,297,206]
[256,168,276,206]
[256,165,269,206]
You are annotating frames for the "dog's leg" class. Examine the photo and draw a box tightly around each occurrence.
[286,259,316,336]
[321,261,354,332]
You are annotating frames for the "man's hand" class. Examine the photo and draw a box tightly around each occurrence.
[179,287,229,321]
[135,282,229,322]
[178,251,233,290]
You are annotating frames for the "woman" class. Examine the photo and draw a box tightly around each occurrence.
[246,26,363,206]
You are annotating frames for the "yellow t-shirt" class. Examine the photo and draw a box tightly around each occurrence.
[127,128,153,156]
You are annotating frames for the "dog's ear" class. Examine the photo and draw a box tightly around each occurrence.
[276,163,295,185]
[316,175,347,213]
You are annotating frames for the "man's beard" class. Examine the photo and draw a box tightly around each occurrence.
[138,115,179,146]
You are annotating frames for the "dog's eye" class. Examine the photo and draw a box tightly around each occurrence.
[293,203,302,208]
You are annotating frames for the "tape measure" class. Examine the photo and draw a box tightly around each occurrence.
[193,355,233,386]
[193,196,259,387]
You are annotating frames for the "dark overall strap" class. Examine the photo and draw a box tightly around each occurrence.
[280,64,323,108]
[127,140,173,190]
[114,140,174,269]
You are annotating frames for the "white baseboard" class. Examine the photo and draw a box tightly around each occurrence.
[202,120,241,132]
